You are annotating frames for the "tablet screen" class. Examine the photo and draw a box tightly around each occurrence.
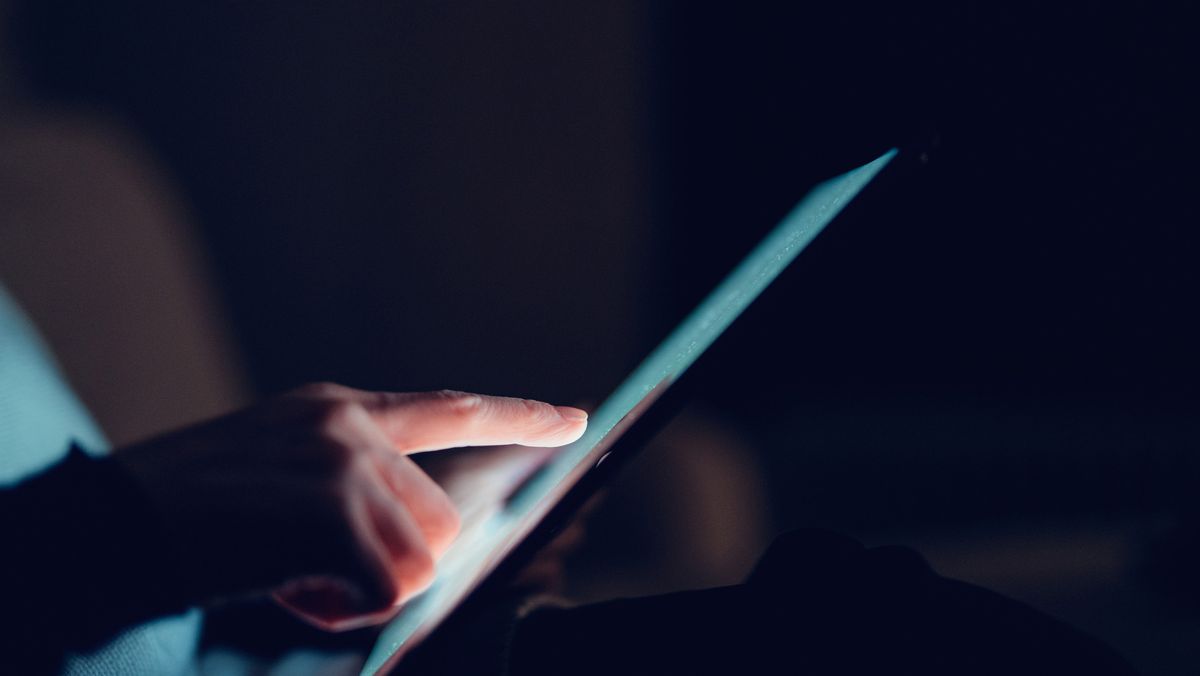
[362,149,897,674]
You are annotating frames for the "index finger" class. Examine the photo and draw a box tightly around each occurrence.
[357,389,588,454]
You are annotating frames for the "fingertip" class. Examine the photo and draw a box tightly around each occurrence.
[481,397,587,447]
[559,418,588,445]
[397,554,438,603]
[554,405,589,422]
[527,415,587,447]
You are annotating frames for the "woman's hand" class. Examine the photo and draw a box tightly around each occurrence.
[114,383,587,631]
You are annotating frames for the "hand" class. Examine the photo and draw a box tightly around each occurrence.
[114,383,587,631]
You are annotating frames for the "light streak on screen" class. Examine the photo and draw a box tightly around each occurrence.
[363,149,897,674]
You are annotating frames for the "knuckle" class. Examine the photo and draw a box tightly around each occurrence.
[433,389,485,420]
[314,400,367,435]
[521,397,555,421]
[334,451,374,489]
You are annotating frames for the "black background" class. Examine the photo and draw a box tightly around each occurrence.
[15,2,1198,403]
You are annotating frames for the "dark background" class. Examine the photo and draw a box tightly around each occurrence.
[5,1,1200,673]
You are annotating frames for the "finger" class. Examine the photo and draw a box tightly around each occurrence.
[370,452,461,557]
[358,473,438,602]
[360,390,588,453]
[275,492,404,631]
[341,492,407,609]
[353,415,462,557]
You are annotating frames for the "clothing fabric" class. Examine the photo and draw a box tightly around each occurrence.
[0,285,201,675]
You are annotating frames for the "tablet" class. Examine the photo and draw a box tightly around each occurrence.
[362,148,898,674]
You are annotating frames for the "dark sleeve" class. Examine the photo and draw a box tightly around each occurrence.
[0,444,191,672]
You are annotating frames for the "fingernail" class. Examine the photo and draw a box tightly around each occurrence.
[556,406,588,422]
